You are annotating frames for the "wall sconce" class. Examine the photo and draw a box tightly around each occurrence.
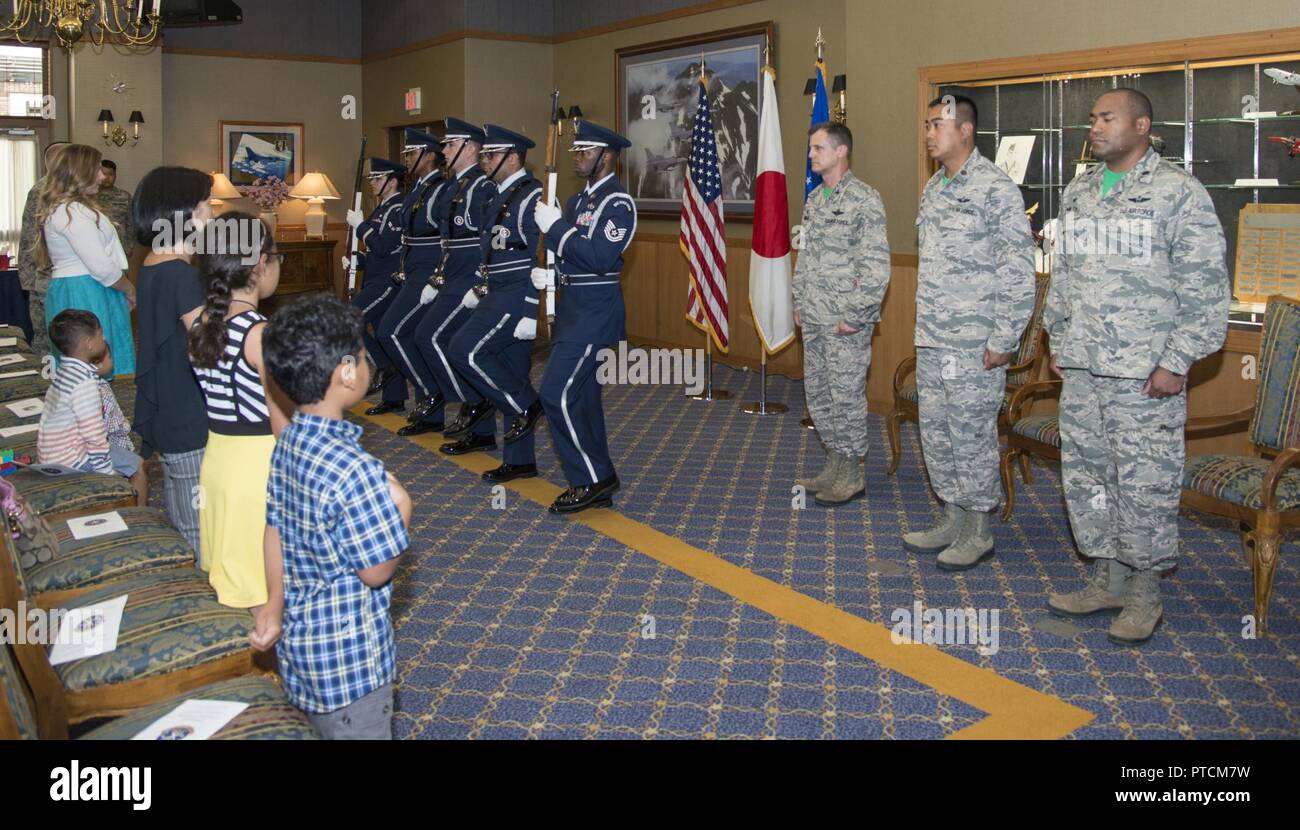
[567,106,584,134]
[98,109,144,147]
[831,75,847,123]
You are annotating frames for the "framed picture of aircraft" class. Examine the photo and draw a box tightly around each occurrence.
[220,121,305,189]
[615,22,772,219]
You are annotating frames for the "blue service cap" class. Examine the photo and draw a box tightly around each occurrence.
[571,120,631,151]
[481,124,535,152]
[403,127,441,151]
[366,157,407,179]
[442,117,486,145]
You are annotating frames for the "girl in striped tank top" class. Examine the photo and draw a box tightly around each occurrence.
[189,212,289,612]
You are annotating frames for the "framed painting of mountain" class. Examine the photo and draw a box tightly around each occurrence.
[616,22,772,218]
[219,121,305,189]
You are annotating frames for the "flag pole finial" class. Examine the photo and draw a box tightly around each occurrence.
[700,51,706,81]
[815,28,825,62]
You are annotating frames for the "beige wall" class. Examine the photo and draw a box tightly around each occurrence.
[67,42,163,194]
[160,53,363,225]
[465,39,555,154]
[847,0,1300,253]
[361,39,465,164]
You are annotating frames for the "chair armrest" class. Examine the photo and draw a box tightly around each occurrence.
[1006,378,1062,424]
[1262,447,1300,511]
[892,354,917,395]
[1184,407,1254,439]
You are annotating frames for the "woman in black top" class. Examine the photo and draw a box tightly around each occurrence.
[131,167,213,557]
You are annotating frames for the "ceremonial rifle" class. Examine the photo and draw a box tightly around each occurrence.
[539,90,561,323]
[345,136,367,296]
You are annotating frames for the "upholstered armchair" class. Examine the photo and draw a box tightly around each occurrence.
[998,378,1062,521]
[1182,295,1300,636]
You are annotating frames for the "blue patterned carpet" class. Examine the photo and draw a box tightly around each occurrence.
[116,357,1300,739]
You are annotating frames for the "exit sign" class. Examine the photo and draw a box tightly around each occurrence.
[405,87,422,115]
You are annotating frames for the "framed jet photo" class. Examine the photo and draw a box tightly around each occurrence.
[616,22,773,219]
[219,121,305,189]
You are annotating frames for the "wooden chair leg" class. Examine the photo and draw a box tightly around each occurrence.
[1251,514,1282,637]
[886,410,903,476]
[1018,451,1034,485]
[999,447,1016,522]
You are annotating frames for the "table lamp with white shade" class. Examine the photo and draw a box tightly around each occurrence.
[289,172,341,239]
[209,173,242,210]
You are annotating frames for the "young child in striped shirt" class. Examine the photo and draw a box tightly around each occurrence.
[37,309,148,506]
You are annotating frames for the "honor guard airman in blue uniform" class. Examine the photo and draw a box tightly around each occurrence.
[375,127,449,435]
[533,120,636,514]
[407,118,499,441]
[346,157,410,416]
[445,124,544,481]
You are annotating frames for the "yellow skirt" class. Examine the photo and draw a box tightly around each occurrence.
[198,430,276,608]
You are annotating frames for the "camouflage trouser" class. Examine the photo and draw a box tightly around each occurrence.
[803,323,871,457]
[27,290,48,358]
[1059,368,1186,572]
[916,347,1005,512]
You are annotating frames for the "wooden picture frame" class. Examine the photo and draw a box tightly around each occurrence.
[615,21,774,220]
[219,121,305,190]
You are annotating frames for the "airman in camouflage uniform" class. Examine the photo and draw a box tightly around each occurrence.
[793,122,891,507]
[1045,89,1228,645]
[905,95,1035,571]
[17,181,50,357]
[98,160,135,260]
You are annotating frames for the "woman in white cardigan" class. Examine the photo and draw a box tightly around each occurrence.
[36,143,136,376]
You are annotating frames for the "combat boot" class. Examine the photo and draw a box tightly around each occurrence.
[814,453,865,507]
[902,502,965,555]
[1047,558,1128,618]
[1108,569,1162,645]
[936,509,995,571]
[796,452,839,493]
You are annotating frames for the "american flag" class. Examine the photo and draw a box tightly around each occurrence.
[680,72,729,351]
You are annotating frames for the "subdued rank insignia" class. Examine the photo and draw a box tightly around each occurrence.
[603,219,627,243]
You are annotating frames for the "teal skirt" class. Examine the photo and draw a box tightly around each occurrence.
[46,275,136,377]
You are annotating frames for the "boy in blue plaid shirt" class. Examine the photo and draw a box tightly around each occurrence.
[256,295,412,739]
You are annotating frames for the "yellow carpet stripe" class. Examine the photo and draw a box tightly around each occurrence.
[355,404,1095,739]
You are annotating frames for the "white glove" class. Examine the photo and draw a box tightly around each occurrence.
[461,289,479,310]
[534,200,561,233]
[513,317,537,340]
[342,256,351,272]
[346,209,364,228]
[530,267,555,291]
[420,285,438,305]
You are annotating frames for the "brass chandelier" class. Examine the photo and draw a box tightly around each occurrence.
[4,1,164,49]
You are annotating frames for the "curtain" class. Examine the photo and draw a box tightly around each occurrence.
[0,134,38,265]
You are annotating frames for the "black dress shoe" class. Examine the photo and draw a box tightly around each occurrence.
[481,462,538,483]
[368,367,398,395]
[407,393,445,423]
[444,401,496,438]
[548,474,620,514]
[503,400,544,444]
[439,433,497,455]
[365,400,406,416]
[397,419,445,437]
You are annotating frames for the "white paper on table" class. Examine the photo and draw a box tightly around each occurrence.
[0,337,16,347]
[67,511,129,540]
[5,398,43,418]
[995,136,1036,185]
[49,594,127,666]
[132,700,251,741]
[0,354,26,367]
[0,369,37,379]
[0,423,39,438]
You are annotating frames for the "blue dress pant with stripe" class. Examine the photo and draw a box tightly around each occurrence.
[375,275,442,419]
[352,276,407,404]
[540,341,614,487]
[448,301,538,466]
[415,289,494,437]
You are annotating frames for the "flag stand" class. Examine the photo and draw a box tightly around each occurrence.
[740,351,787,415]
[689,334,731,401]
